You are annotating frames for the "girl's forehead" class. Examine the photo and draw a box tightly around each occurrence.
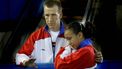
[64,29,74,36]
[65,29,72,34]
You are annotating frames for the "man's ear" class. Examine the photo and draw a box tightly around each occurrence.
[60,11,63,18]
[59,9,63,18]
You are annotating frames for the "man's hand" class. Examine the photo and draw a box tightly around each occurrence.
[95,51,103,63]
[93,46,103,63]
[24,59,38,68]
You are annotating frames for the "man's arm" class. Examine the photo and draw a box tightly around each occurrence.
[15,32,36,65]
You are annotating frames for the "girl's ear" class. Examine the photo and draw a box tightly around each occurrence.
[78,32,83,38]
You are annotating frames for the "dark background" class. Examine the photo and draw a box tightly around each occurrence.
[0,0,122,63]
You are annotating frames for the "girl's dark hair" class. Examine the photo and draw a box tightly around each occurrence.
[66,21,94,38]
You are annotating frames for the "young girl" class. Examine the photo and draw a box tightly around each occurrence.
[54,22,97,69]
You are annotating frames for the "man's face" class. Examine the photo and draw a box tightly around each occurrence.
[64,29,81,49]
[44,5,62,31]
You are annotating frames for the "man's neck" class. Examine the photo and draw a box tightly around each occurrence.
[50,25,60,32]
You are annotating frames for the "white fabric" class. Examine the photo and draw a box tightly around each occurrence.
[60,46,71,59]
[85,64,97,69]
[16,54,30,65]
[33,38,53,63]
[16,37,68,64]
[49,30,59,42]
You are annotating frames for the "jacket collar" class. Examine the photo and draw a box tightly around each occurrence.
[45,21,65,35]
[77,38,93,49]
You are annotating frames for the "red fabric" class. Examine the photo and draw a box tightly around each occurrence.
[18,27,50,55]
[54,45,95,69]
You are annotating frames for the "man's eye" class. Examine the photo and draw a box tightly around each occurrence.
[45,14,49,16]
[52,14,56,16]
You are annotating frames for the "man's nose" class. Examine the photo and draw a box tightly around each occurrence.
[48,15,53,22]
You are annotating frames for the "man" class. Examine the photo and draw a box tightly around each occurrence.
[16,0,67,67]
[15,0,103,68]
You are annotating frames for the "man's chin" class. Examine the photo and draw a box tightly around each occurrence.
[49,26,54,28]
[49,27,54,30]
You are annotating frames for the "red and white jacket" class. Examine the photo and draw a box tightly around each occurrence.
[15,22,68,65]
[54,39,97,69]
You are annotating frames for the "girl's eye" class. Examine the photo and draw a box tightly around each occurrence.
[66,37,72,40]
